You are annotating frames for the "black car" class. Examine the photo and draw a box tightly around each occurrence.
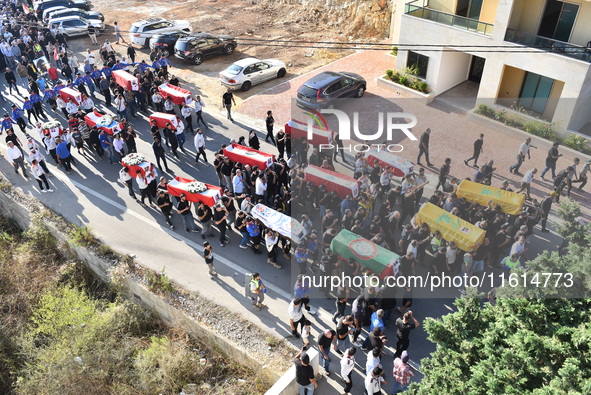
[36,0,90,16]
[174,33,237,65]
[149,31,189,57]
[296,71,366,109]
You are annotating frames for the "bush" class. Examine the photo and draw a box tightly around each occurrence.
[386,69,394,79]
[384,69,430,94]
[147,267,174,294]
[524,120,557,141]
[390,46,398,56]
[68,225,96,247]
[561,134,590,154]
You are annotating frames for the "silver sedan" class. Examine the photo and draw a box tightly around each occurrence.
[219,57,287,91]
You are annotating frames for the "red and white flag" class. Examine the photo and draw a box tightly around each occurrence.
[22,4,30,14]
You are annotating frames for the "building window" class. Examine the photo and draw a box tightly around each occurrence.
[407,51,429,79]
[518,72,554,114]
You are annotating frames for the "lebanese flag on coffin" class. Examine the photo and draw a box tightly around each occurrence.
[223,143,275,170]
[122,160,154,179]
[112,69,139,91]
[166,177,223,206]
[304,164,360,199]
[85,110,123,135]
[59,87,82,105]
[158,83,193,105]
[285,119,333,146]
[366,149,414,177]
[149,112,179,130]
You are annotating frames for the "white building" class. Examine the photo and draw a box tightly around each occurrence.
[390,0,591,136]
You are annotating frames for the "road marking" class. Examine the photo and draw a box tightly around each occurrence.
[52,171,293,301]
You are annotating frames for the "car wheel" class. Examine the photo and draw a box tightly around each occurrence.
[277,68,286,78]
[193,54,204,65]
[224,44,235,55]
[241,81,251,91]
[356,85,366,98]
[163,48,170,57]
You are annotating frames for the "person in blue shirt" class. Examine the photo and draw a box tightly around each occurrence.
[10,105,27,133]
[2,114,16,133]
[90,67,102,87]
[138,60,150,73]
[36,76,47,92]
[43,88,58,112]
[53,83,66,93]
[369,309,386,332]
[295,243,308,274]
[82,72,95,98]
[55,138,72,174]
[98,129,115,164]
[22,97,38,123]
[100,64,112,79]
[73,74,88,97]
[30,92,46,120]
[246,217,262,255]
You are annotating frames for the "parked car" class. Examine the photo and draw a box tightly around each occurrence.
[295,71,366,109]
[149,31,190,57]
[174,33,237,65]
[219,57,286,91]
[42,6,67,22]
[47,16,105,38]
[129,17,191,47]
[34,0,90,17]
[45,8,104,24]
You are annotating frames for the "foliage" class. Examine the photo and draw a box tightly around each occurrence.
[68,224,96,247]
[415,201,591,394]
[147,267,174,294]
[474,105,591,154]
[384,68,430,94]
[390,46,398,56]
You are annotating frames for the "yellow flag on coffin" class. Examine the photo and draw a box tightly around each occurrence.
[416,203,485,251]
[456,179,525,215]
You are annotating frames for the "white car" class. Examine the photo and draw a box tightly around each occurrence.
[42,6,67,23]
[48,16,105,38]
[218,58,287,91]
[129,17,191,47]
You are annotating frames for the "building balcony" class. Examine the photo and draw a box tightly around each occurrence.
[505,28,590,62]
[404,0,494,36]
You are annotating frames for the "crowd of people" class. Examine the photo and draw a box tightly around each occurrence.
[2,3,590,395]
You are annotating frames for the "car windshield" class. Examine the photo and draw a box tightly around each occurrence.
[225,64,243,76]
[129,26,139,33]
[298,85,318,98]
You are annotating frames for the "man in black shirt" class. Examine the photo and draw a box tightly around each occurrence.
[540,142,562,179]
[220,157,234,193]
[221,88,236,121]
[317,329,337,374]
[176,194,196,233]
[416,128,432,166]
[156,190,174,229]
[436,157,451,190]
[197,201,214,239]
[265,110,276,145]
[335,315,354,354]
[464,133,484,168]
[213,204,230,247]
[540,192,555,232]
[294,348,317,393]
[395,311,420,358]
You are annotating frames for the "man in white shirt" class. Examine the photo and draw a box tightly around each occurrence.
[516,168,537,199]
[194,95,207,128]
[288,297,307,338]
[7,141,28,177]
[193,128,208,164]
[65,98,79,115]
[232,169,245,194]
[509,137,532,174]
[255,174,267,203]
[114,94,128,122]
[340,348,356,394]
[181,102,193,133]
[113,133,125,160]
[510,236,528,262]
[164,97,175,114]
[364,367,386,395]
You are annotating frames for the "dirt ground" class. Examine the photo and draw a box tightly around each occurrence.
[74,0,381,109]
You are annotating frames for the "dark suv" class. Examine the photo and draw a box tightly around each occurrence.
[174,33,237,65]
[296,71,366,110]
[35,0,90,17]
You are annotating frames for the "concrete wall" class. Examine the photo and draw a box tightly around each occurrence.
[436,50,472,94]
[496,65,526,106]
[480,0,499,24]
[429,0,457,13]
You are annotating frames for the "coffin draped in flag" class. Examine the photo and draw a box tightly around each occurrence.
[149,112,179,129]
[416,203,486,251]
[223,144,275,170]
[112,69,139,91]
[285,119,333,146]
[250,204,306,244]
[330,229,399,278]
[59,87,81,105]
[166,177,222,206]
[122,160,154,178]
[456,179,526,215]
[366,149,414,177]
[84,110,123,135]
[304,164,359,198]
[158,83,193,105]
